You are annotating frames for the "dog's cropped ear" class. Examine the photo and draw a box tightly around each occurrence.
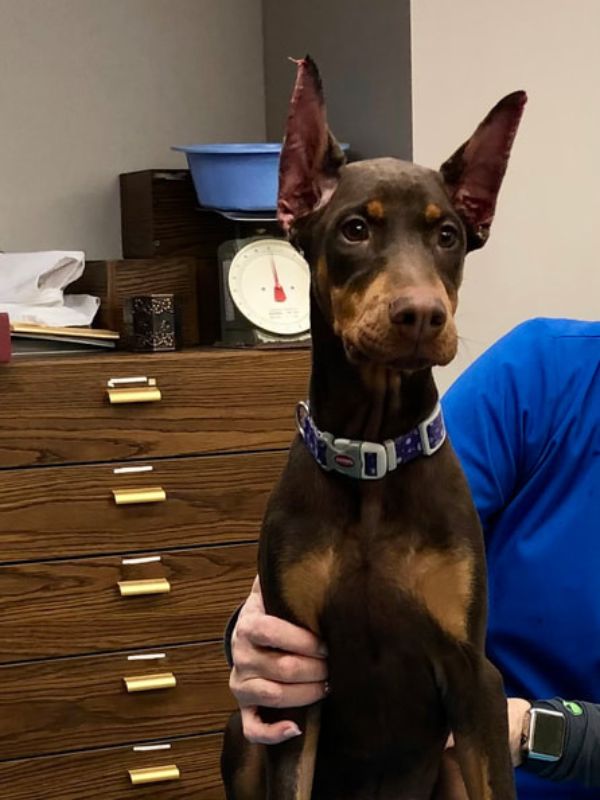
[440,91,527,250]
[277,56,346,233]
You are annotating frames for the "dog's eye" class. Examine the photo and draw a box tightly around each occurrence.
[438,223,459,248]
[340,217,370,243]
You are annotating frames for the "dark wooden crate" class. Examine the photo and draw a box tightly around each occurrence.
[119,169,234,260]
[71,257,200,346]
[119,170,235,344]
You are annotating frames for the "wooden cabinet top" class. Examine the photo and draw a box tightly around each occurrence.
[0,347,311,468]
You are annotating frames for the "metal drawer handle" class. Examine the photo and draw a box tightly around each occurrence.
[118,578,171,597]
[128,764,180,785]
[123,672,177,693]
[112,487,166,505]
[106,377,161,404]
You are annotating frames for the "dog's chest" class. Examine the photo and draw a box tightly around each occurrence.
[280,526,475,644]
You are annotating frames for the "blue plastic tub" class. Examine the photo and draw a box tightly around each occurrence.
[172,143,282,212]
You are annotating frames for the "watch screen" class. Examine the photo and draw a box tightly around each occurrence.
[532,711,565,758]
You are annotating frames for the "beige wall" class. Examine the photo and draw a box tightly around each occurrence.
[0,0,265,259]
[411,0,600,391]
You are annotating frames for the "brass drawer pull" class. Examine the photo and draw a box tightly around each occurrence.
[128,764,180,785]
[112,486,166,505]
[118,578,171,597]
[123,672,177,693]
[106,377,161,404]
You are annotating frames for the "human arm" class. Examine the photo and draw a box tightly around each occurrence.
[440,697,600,794]
[442,321,600,789]
[226,576,328,744]
[519,698,600,786]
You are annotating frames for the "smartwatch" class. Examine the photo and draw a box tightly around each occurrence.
[522,706,566,763]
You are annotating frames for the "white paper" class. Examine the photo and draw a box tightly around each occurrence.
[0,251,99,326]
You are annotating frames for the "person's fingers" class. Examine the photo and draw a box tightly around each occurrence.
[246,575,265,611]
[234,643,328,684]
[230,577,329,716]
[240,705,302,745]
[507,697,532,766]
[237,612,327,659]
[230,671,328,709]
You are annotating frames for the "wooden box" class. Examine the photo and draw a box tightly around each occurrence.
[119,170,238,344]
[119,169,235,259]
[71,257,199,346]
[0,313,10,363]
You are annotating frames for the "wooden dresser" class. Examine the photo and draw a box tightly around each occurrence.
[0,347,309,799]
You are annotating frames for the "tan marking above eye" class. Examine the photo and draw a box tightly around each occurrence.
[367,200,385,219]
[425,203,442,221]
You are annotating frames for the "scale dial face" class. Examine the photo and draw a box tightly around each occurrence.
[228,238,310,336]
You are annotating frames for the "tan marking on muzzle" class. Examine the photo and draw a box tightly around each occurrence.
[330,282,362,337]
[333,271,390,341]
[333,269,459,366]
[425,203,442,221]
[448,287,458,315]
[316,255,328,289]
[367,199,385,219]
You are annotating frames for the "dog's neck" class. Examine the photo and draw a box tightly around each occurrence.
[308,295,440,443]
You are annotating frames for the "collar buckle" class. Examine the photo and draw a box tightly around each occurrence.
[418,402,445,456]
[296,400,446,480]
[358,441,389,479]
[326,438,388,480]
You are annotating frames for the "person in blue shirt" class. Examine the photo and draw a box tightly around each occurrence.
[227,317,600,798]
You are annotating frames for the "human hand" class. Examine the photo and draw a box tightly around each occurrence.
[507,697,532,766]
[229,576,329,744]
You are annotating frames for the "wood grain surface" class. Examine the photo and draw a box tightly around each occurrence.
[0,451,283,563]
[119,169,235,259]
[0,544,256,663]
[0,347,309,468]
[0,642,234,760]
[0,733,225,799]
[72,258,200,346]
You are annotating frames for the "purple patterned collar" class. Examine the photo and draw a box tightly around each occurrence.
[295,400,446,480]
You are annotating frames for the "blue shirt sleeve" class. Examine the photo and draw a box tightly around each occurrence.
[441,319,558,531]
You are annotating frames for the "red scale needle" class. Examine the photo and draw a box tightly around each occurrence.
[271,258,287,303]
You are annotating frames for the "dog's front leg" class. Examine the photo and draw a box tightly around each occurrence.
[263,703,321,800]
[439,648,516,800]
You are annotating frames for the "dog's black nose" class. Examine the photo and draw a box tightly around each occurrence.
[389,294,447,340]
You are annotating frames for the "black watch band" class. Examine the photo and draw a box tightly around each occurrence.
[520,697,600,787]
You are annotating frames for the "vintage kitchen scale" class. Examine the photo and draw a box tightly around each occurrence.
[214,210,311,347]
[172,142,314,348]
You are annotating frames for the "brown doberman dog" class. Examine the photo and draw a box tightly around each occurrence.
[222,57,526,800]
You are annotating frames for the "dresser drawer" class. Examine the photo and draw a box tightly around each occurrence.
[0,451,283,563]
[0,642,233,760]
[0,544,255,663]
[0,347,309,468]
[0,734,224,799]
